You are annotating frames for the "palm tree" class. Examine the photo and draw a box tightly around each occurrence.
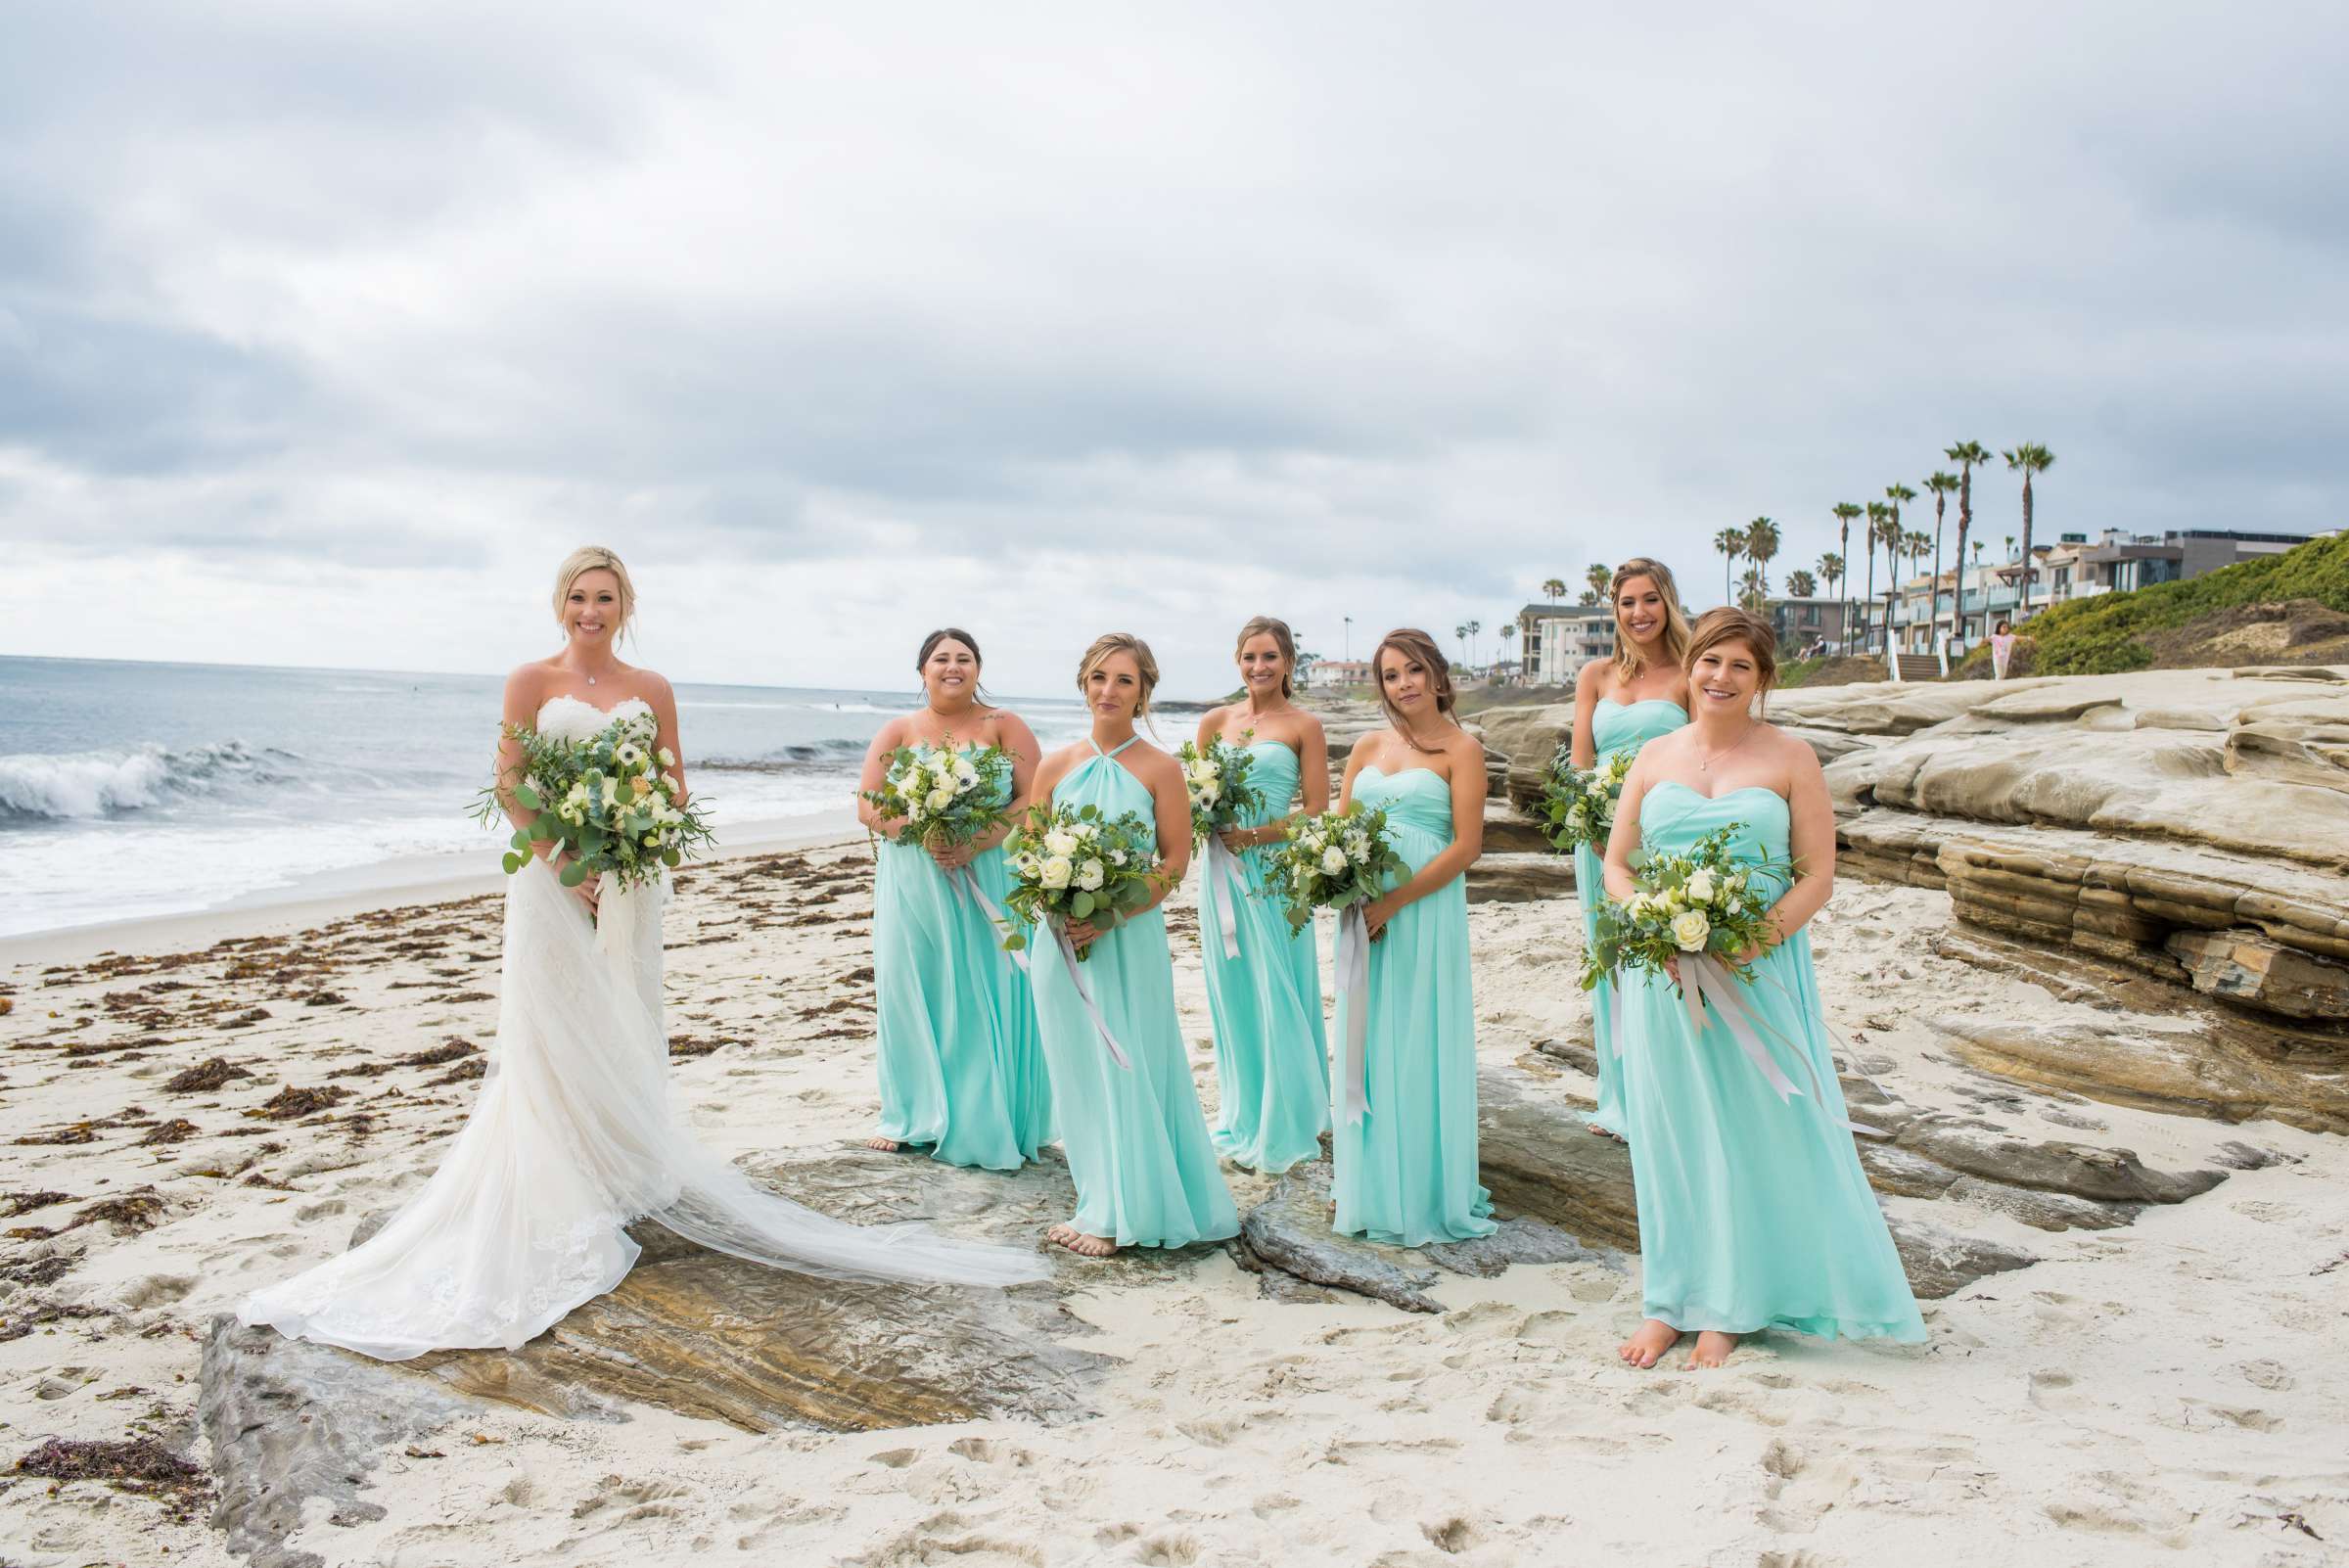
[1454,623,1469,669]
[1578,587,1599,606]
[1498,622,1515,669]
[1713,527,1745,604]
[1466,617,1483,667]
[1945,440,1993,650]
[1542,576,1567,606]
[2004,443,2056,616]
[1742,516,1780,600]
[1831,503,1863,650]
[1972,540,1985,564]
[1786,569,1818,598]
[1863,501,1890,654]
[1921,471,1958,648]
[1816,552,1844,603]
[1883,483,1917,651]
[1738,565,1767,612]
[1585,561,1613,603]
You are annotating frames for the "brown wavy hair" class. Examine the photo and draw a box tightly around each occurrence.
[1234,616,1299,699]
[1682,607,1779,697]
[916,626,990,703]
[1371,626,1454,727]
[1609,557,1693,683]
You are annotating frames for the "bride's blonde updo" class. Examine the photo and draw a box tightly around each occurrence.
[552,546,637,642]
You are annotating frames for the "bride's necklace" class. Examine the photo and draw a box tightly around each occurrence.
[1696,720,1757,772]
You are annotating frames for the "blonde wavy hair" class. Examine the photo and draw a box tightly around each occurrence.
[552,546,638,645]
[1077,632,1161,723]
[1609,556,1692,683]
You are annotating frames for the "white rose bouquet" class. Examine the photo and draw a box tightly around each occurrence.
[1173,732,1266,844]
[998,801,1158,961]
[860,739,1015,850]
[1579,824,1790,994]
[1264,802,1407,938]
[1538,745,1635,853]
[471,709,714,892]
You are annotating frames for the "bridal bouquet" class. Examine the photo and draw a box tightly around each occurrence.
[999,802,1158,960]
[1537,746,1635,853]
[1264,803,1406,937]
[860,740,1015,849]
[473,709,715,891]
[1578,825,1790,992]
[1174,732,1266,843]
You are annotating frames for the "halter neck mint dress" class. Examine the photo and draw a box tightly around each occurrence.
[1331,764,1496,1247]
[1199,739,1331,1174]
[1030,737,1238,1249]
[1580,698,1687,1137]
[870,771,1054,1170]
[1618,782,1925,1343]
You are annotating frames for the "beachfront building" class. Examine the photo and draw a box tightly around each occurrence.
[1513,602,1616,685]
[1304,658,1372,691]
[1761,596,1851,660]
[1879,527,2318,655]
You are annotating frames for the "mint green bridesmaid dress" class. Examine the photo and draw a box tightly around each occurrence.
[1331,765,1497,1247]
[1577,698,1687,1136]
[1618,783,1925,1343]
[870,779,1054,1171]
[1199,740,1330,1174]
[1031,739,1239,1248]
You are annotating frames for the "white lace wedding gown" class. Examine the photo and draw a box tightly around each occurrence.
[239,695,1045,1362]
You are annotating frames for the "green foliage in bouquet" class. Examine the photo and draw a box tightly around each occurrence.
[1537,744,1635,853]
[1264,802,1407,934]
[1173,732,1266,844]
[470,709,715,890]
[859,740,1015,848]
[1578,824,1792,992]
[999,801,1158,959]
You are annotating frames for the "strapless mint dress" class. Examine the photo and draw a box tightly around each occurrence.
[1578,698,1686,1135]
[1619,783,1925,1343]
[869,771,1054,1170]
[1330,765,1496,1247]
[1028,739,1238,1248]
[1199,740,1330,1174]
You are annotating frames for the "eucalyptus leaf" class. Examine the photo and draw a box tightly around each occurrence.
[516,784,542,811]
[500,852,525,874]
[559,860,588,888]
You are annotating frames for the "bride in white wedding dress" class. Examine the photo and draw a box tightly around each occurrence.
[240,548,1045,1361]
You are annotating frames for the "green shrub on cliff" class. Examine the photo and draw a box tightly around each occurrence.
[1952,532,2349,676]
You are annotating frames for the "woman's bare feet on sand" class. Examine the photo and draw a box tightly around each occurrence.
[864,1136,900,1152]
[1617,1319,1681,1368]
[1687,1330,1739,1368]
[1586,1123,1624,1141]
[1046,1223,1117,1259]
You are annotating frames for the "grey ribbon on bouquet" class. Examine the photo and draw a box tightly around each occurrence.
[1332,905,1371,1127]
[1201,833,1252,961]
[1606,950,1875,1136]
[1048,917,1133,1071]
[943,863,1030,974]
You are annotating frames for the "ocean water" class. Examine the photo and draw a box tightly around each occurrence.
[0,657,1092,940]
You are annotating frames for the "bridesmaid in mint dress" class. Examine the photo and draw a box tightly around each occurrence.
[855,629,1053,1170]
[1567,558,1691,1138]
[1029,634,1237,1258]
[1330,627,1496,1247]
[1605,609,1924,1369]
[1195,617,1331,1174]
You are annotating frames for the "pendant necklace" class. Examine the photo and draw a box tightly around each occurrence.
[1697,721,1755,773]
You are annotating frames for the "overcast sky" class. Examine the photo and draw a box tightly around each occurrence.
[5,2,2344,699]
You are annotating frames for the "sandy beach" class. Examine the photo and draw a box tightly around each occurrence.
[4,779,2345,1567]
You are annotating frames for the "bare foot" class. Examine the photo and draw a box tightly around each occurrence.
[1046,1222,1118,1259]
[1586,1123,1625,1141]
[865,1136,900,1152]
[1617,1318,1681,1368]
[1687,1330,1739,1369]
